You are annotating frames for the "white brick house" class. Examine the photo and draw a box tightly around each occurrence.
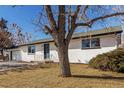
[7,26,123,63]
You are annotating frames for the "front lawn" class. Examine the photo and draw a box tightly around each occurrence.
[0,63,124,88]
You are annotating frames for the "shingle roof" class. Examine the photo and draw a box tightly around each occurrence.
[20,26,122,46]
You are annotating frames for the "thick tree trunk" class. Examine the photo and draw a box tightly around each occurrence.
[58,44,71,77]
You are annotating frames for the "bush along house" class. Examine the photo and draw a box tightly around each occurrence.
[7,26,123,63]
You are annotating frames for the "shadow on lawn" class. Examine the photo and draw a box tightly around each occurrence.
[72,75,124,80]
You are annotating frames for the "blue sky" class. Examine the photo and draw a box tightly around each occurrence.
[0,5,50,40]
[0,5,123,41]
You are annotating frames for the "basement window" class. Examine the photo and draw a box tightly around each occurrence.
[28,45,35,54]
[82,38,100,49]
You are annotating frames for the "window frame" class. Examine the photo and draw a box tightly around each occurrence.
[28,45,36,55]
[82,38,101,49]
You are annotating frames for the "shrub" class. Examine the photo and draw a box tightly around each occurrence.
[89,48,124,73]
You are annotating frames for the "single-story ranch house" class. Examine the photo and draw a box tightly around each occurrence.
[5,26,123,63]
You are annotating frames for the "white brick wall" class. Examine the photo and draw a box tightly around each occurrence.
[9,34,118,63]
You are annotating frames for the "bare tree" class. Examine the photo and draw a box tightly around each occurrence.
[0,18,12,57]
[0,18,31,59]
[35,5,124,77]
[10,24,32,46]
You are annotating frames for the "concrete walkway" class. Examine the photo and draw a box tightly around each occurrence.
[0,61,39,71]
[0,61,38,66]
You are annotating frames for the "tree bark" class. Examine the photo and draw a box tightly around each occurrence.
[57,43,71,77]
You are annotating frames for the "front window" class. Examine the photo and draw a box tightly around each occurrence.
[82,39,90,48]
[28,45,35,54]
[91,38,100,48]
[82,38,100,49]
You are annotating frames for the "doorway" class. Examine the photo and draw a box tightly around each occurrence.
[44,43,50,59]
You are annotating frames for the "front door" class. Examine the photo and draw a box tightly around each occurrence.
[10,51,12,61]
[44,43,50,59]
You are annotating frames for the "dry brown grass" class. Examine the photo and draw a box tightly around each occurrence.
[0,63,124,88]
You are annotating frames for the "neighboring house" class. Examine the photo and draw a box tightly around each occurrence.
[7,26,123,63]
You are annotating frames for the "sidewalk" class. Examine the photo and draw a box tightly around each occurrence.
[0,61,38,72]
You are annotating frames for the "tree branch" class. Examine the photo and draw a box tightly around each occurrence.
[44,25,56,38]
[81,5,90,21]
[76,11,124,28]
[76,23,91,27]
[87,12,124,25]
[45,5,58,34]
[66,5,81,44]
[82,5,89,17]
[58,5,66,38]
[73,5,81,22]
[44,25,52,34]
[44,25,58,44]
